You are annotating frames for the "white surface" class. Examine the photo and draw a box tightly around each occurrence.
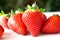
[1,12,60,40]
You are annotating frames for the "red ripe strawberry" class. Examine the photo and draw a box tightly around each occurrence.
[42,14,60,33]
[8,13,27,35]
[0,25,4,37]
[0,16,9,29]
[0,11,9,29]
[22,3,46,36]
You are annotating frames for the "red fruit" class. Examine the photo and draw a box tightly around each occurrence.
[42,14,60,33]
[0,25,4,37]
[22,10,46,36]
[0,16,9,29]
[0,10,9,29]
[22,3,46,36]
[8,13,27,35]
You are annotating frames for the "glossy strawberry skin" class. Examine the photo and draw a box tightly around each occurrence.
[22,10,46,36]
[0,17,9,29]
[0,25,4,37]
[42,15,60,33]
[8,13,27,35]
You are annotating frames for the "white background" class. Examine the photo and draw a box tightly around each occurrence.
[1,12,60,40]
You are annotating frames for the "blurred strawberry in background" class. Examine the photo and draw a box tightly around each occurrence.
[0,10,9,29]
[0,25,4,37]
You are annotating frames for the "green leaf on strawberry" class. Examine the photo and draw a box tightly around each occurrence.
[7,13,11,18]
[15,8,24,14]
[25,2,45,12]
[25,2,39,11]
[0,10,5,16]
[7,10,15,18]
[40,8,45,12]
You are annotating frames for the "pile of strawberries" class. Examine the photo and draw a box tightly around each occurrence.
[0,3,60,37]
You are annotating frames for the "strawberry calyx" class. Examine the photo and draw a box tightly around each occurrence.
[6,13,11,18]
[7,8,24,18]
[0,10,8,19]
[0,10,14,19]
[0,10,5,16]
[25,2,39,11]
[40,8,45,12]
[15,8,23,14]
[7,10,15,18]
[25,2,45,12]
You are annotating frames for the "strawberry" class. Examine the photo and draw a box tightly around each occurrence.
[42,14,60,33]
[0,25,4,37]
[22,3,46,36]
[0,17,8,29]
[0,10,9,29]
[8,13,27,35]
